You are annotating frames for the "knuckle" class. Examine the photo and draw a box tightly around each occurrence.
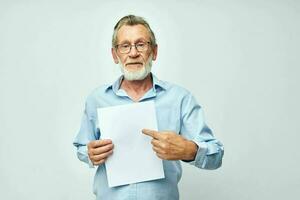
[103,152,109,159]
[153,147,159,153]
[166,135,173,142]
[96,155,104,162]
[98,153,106,160]
[102,151,111,159]
[89,140,96,146]
[151,140,155,145]
[94,148,101,155]
[107,144,113,151]
[162,143,168,149]
[165,144,171,151]
[104,146,109,152]
[99,140,105,146]
[91,155,98,162]
[158,154,165,160]
[162,135,168,140]
[99,153,105,158]
[88,149,94,156]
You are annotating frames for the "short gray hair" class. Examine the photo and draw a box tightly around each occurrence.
[112,15,157,48]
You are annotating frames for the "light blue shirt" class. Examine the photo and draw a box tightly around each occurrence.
[73,74,224,200]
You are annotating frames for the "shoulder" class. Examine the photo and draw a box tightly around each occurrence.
[85,84,111,104]
[159,79,201,107]
[160,79,192,97]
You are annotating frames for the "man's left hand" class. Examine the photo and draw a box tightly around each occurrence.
[142,129,198,161]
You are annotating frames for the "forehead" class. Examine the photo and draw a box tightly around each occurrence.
[117,24,150,43]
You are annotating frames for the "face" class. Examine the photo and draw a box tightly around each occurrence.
[112,24,157,80]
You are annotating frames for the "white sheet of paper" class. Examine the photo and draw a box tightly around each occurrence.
[97,101,165,187]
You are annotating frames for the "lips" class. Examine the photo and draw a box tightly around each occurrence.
[126,62,143,66]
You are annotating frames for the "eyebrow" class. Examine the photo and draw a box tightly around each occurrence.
[119,38,148,44]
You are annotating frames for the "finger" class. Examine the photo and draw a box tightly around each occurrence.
[89,139,112,148]
[155,153,166,160]
[92,143,114,155]
[142,129,160,139]
[152,146,166,155]
[93,159,106,166]
[151,139,168,150]
[91,150,113,162]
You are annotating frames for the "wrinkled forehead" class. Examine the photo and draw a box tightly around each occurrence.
[116,24,151,44]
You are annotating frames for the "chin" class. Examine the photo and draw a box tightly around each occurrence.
[118,56,153,81]
[121,66,149,81]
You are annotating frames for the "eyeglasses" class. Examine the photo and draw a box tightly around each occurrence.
[116,41,151,54]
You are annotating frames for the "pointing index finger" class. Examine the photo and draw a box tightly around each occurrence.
[142,129,160,139]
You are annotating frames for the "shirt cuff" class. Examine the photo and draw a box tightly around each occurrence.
[77,145,95,168]
[185,140,208,168]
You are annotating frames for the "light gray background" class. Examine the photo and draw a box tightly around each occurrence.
[0,0,299,199]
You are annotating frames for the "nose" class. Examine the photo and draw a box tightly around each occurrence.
[128,45,139,57]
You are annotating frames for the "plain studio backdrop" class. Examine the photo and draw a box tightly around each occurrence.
[0,0,299,199]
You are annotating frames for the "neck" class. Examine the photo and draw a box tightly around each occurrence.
[120,73,153,101]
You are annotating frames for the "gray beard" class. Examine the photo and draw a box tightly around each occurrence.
[118,55,152,81]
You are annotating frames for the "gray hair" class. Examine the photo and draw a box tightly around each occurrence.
[112,15,157,48]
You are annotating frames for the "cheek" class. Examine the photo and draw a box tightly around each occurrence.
[117,55,127,64]
[141,54,150,63]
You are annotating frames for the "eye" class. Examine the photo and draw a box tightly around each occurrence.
[136,43,146,48]
[120,43,130,48]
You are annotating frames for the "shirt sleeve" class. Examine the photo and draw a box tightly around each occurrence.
[73,101,98,168]
[180,93,224,170]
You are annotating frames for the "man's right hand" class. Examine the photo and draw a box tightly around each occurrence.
[87,139,114,166]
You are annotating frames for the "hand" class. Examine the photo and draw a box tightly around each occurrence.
[87,139,114,165]
[142,129,198,161]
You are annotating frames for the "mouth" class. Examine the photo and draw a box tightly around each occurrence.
[125,62,143,66]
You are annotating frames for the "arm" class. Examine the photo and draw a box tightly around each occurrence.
[73,102,114,167]
[180,93,224,169]
[142,94,224,170]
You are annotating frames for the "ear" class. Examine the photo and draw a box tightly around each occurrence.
[152,45,158,61]
[111,48,119,64]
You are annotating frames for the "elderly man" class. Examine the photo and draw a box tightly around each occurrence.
[73,15,224,200]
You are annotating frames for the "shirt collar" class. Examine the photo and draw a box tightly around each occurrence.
[104,73,166,95]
